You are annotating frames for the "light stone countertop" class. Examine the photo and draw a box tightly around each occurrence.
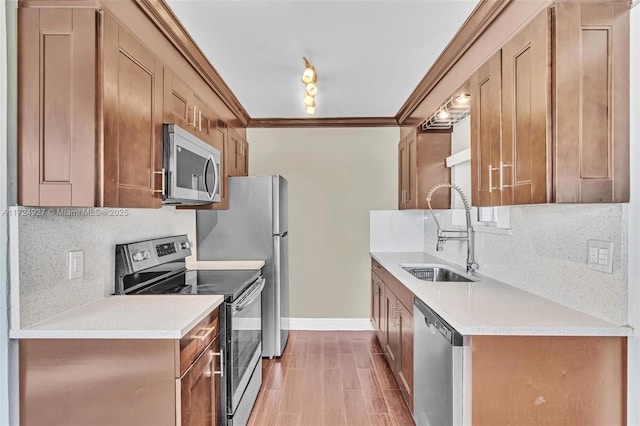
[371,251,633,337]
[9,295,224,339]
[187,260,265,270]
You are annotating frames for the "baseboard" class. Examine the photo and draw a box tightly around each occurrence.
[288,318,374,331]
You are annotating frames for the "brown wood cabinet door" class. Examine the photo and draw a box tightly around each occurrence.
[227,128,241,177]
[237,139,249,176]
[193,94,214,143]
[501,9,551,206]
[398,137,408,209]
[471,52,502,207]
[383,288,399,372]
[163,68,192,130]
[180,337,220,426]
[397,301,413,412]
[406,132,417,208]
[554,2,630,203]
[18,7,96,206]
[102,13,163,208]
[371,273,384,343]
[416,130,452,209]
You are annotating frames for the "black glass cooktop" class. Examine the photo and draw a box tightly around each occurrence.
[131,268,262,302]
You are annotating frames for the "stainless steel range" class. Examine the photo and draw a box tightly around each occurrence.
[115,234,263,426]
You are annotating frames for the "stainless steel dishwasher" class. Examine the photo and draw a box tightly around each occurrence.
[414,297,464,426]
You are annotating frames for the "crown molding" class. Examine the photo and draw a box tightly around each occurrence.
[395,0,513,125]
[133,0,251,126]
[249,117,399,128]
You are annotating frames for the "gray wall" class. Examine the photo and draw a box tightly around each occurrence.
[248,127,398,319]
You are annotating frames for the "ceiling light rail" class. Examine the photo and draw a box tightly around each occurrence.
[301,57,317,115]
[421,93,470,131]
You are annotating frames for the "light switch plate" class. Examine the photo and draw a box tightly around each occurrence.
[68,250,84,280]
[587,240,613,273]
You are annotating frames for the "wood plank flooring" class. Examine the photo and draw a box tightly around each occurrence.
[248,331,415,426]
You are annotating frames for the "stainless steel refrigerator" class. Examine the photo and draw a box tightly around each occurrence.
[196,175,289,358]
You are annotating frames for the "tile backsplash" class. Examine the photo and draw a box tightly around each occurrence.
[369,210,425,252]
[10,207,195,328]
[371,204,628,325]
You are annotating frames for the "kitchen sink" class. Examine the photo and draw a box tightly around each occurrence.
[401,264,477,282]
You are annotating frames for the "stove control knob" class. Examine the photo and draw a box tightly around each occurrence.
[142,250,151,260]
[132,252,144,262]
[180,241,191,250]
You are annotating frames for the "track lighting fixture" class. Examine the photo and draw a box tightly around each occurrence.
[301,57,318,115]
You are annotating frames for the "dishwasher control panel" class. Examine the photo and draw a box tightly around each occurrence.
[414,297,463,346]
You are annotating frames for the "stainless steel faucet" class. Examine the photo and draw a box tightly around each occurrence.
[425,183,479,273]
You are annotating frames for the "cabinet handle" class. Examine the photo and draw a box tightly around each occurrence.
[193,326,216,341]
[212,349,224,377]
[190,106,197,128]
[152,169,165,194]
[198,110,202,132]
[501,163,512,189]
[488,165,492,193]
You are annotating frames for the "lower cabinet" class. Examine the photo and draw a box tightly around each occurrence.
[471,335,627,425]
[19,308,221,426]
[371,258,627,424]
[371,258,414,412]
[180,337,221,426]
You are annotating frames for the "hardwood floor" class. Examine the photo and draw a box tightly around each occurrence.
[248,331,415,426]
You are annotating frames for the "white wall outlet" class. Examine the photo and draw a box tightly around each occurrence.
[68,250,84,280]
[587,240,613,273]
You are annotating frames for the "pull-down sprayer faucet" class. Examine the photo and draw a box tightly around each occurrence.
[425,183,479,273]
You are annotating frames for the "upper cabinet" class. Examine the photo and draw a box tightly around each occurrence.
[17,1,249,209]
[470,51,503,207]
[398,129,451,209]
[471,10,550,207]
[398,131,414,209]
[471,3,629,206]
[500,9,550,206]
[227,128,249,177]
[554,1,629,203]
[18,8,97,206]
[102,12,164,208]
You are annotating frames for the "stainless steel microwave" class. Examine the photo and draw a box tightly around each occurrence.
[163,124,221,205]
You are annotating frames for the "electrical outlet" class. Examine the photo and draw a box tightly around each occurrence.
[68,251,84,280]
[587,240,613,273]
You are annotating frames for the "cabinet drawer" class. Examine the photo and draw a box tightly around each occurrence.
[179,307,219,375]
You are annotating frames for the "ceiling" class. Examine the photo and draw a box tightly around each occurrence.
[165,0,480,119]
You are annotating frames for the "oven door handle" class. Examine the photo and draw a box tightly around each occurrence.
[233,277,266,312]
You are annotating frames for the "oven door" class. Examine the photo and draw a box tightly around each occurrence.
[228,276,265,414]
